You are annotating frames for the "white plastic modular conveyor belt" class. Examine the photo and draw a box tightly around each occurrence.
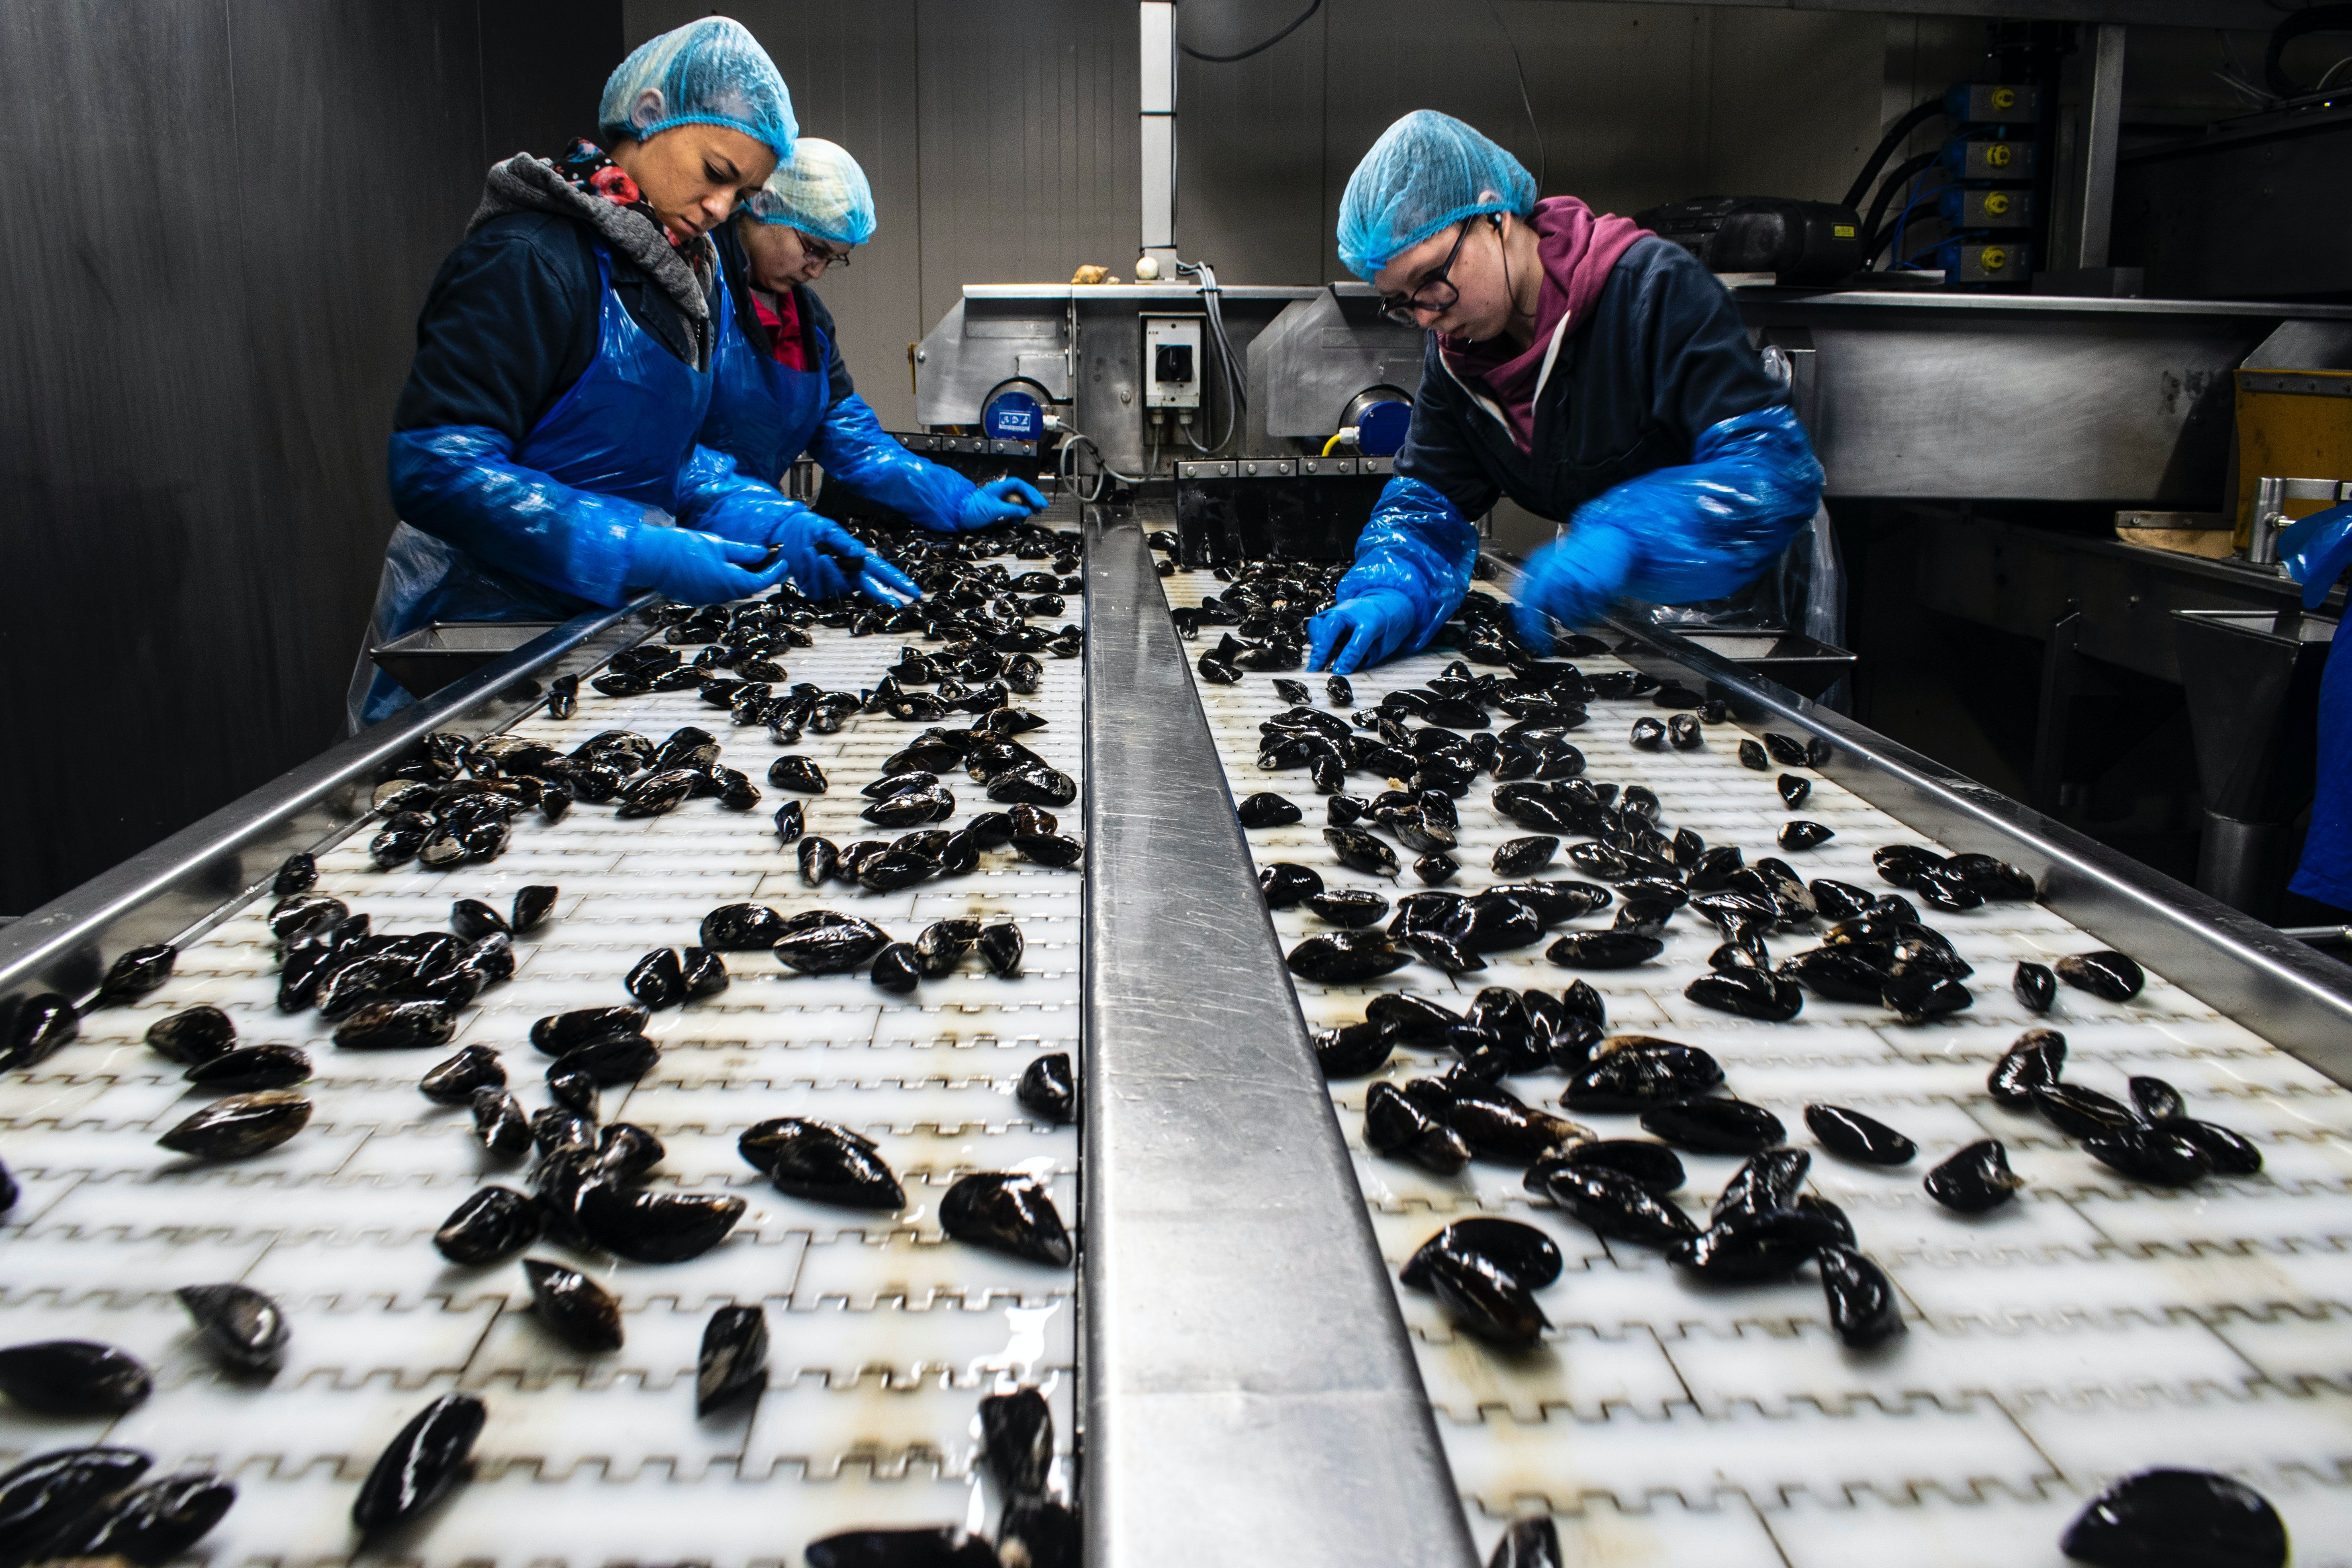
[1166,569,2352,1568]
[0,594,1083,1563]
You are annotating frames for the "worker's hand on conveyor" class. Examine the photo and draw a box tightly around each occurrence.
[626,525,793,607]
[778,513,922,605]
[1507,526,1639,655]
[952,476,1050,532]
[1307,589,1418,676]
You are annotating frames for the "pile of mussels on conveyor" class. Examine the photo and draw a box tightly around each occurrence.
[1178,553,2287,1568]
[0,520,1088,1567]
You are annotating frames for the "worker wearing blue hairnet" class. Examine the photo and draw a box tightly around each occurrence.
[2282,506,2352,911]
[353,18,915,728]
[1307,110,1825,674]
[700,138,1046,531]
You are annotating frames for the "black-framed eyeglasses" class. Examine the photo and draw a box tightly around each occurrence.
[1376,221,1470,326]
[801,235,854,270]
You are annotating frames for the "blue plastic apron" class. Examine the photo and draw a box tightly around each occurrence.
[351,243,725,728]
[697,284,830,486]
[2291,637,2350,909]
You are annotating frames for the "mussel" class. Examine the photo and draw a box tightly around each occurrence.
[697,1305,769,1415]
[1527,1162,1697,1247]
[1923,1139,2024,1214]
[174,1284,287,1375]
[940,1173,1073,1266]
[2056,950,2146,1002]
[145,1006,235,1065]
[1563,1044,1724,1112]
[352,1393,484,1535]
[521,1258,624,1351]
[156,1092,312,1160]
[1639,1098,1785,1155]
[1818,1244,1905,1348]
[434,1186,544,1266]
[740,1117,904,1209]
[1804,1104,1916,1165]
[2058,1468,2286,1568]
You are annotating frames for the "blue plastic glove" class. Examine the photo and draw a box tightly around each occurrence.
[1326,476,1481,665]
[774,511,922,605]
[2282,500,2352,609]
[627,527,792,606]
[956,476,1050,532]
[809,394,983,533]
[1508,403,1824,651]
[1308,590,1420,675]
[387,426,648,607]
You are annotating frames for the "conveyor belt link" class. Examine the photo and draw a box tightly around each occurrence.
[0,592,1083,1561]
[1165,570,2352,1566]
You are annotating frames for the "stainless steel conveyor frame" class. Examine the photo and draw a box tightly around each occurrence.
[7,518,2352,1564]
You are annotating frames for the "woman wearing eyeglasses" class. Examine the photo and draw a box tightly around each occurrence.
[700,138,1047,532]
[1306,110,1824,674]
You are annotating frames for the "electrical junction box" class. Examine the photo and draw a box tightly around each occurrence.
[1144,315,1202,409]
[1936,239,2030,285]
[1945,82,2039,124]
[1942,137,2036,180]
[1939,187,2034,229]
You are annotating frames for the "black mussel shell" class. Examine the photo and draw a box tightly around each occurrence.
[988,762,1079,807]
[156,1091,311,1160]
[352,1392,485,1534]
[914,920,977,978]
[1260,862,1324,907]
[1668,1206,1846,1281]
[1712,1149,1810,1219]
[2014,960,2057,1013]
[978,922,1025,978]
[1325,826,1400,878]
[700,902,789,951]
[1805,1104,1916,1165]
[1528,1162,1698,1247]
[2129,1075,2185,1123]
[2059,1467,2287,1568]
[1546,931,1663,969]
[530,1006,650,1056]
[272,852,318,896]
[184,1045,311,1091]
[1684,969,1803,1021]
[450,898,509,942]
[1807,879,1874,921]
[1873,844,1945,883]
[871,943,923,994]
[0,1446,155,1564]
[1493,880,1612,923]
[2034,1082,2139,1139]
[1779,819,1834,851]
[799,837,840,886]
[0,1340,152,1415]
[2056,950,2146,1002]
[174,1283,287,1374]
[1314,1021,1392,1078]
[766,755,829,793]
[145,1005,236,1065]
[1237,791,1302,828]
[1488,1518,1563,1568]
[1881,970,1972,1024]
[1308,888,1390,927]
[469,1087,533,1158]
[511,885,558,934]
[2083,1125,2214,1186]
[522,1258,623,1351]
[1947,852,2037,901]
[1778,774,1810,807]
[1564,1044,1724,1112]
[1415,850,1460,884]
[1437,1078,1587,1159]
[1641,1097,1786,1155]
[1667,713,1703,749]
[1018,1053,1075,1123]
[696,1304,768,1415]
[1287,931,1410,984]
[627,947,687,1009]
[1629,716,1666,750]
[774,913,893,975]
[1990,1027,2067,1105]
[807,1527,999,1568]
[681,947,729,999]
[1924,1139,2023,1213]
[940,1173,1073,1266]
[577,1183,744,1263]
[44,1471,235,1564]
[1557,1138,1684,1193]
[4,992,80,1070]
[979,1386,1054,1498]
[1363,1082,1472,1174]
[434,1186,544,1266]
[1012,830,1087,870]
[1327,674,1354,706]
[1404,931,1485,974]
[333,1000,458,1051]
[1401,1218,1563,1291]
[1818,1244,1905,1348]
[270,893,348,944]
[740,1117,905,1209]
[422,1045,506,1106]
[546,1065,599,1118]
[1492,835,1559,876]
[1422,1243,1549,1349]
[2174,1119,2263,1175]
[95,944,177,1006]
[552,1032,659,1085]
[773,799,804,844]
[1737,739,1769,770]
[593,1121,664,1181]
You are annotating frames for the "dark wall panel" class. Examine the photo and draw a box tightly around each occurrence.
[481,0,625,161]
[1170,0,1330,286]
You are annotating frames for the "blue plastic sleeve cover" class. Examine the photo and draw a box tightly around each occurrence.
[387,425,647,608]
[1512,402,1825,642]
[808,394,977,533]
[672,441,819,545]
[1334,475,1481,655]
[2281,500,2352,610]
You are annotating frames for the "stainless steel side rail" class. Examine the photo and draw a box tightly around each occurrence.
[1081,517,1476,1567]
[1597,608,2352,1085]
[0,595,660,1011]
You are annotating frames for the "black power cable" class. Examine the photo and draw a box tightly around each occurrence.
[1841,96,1945,213]
[1179,0,1322,63]
[2267,3,2352,96]
[1858,151,1939,263]
[1485,0,1548,193]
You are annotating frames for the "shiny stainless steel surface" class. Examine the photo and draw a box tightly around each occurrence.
[1081,514,1477,1568]
[1603,611,2352,1083]
[0,596,658,1011]
[1251,288,1428,441]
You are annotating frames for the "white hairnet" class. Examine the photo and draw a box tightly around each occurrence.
[599,17,797,167]
[746,137,877,245]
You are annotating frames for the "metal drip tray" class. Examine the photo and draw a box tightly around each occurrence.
[370,619,562,699]
[1657,629,1856,697]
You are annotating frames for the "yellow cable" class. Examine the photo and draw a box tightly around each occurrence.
[1321,432,1347,455]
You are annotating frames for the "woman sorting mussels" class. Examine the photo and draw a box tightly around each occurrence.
[351,18,918,728]
[1305,110,1827,676]
[699,137,1048,531]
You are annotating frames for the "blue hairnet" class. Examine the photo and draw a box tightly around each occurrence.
[1336,110,1537,280]
[599,18,797,167]
[746,137,877,245]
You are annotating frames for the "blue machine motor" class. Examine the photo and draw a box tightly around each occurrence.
[983,389,1042,441]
